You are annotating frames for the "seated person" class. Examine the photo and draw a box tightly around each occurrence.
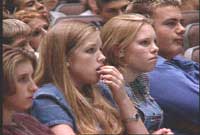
[31,20,149,134]
[128,0,200,134]
[2,45,55,135]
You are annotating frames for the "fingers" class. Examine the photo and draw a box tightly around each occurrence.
[152,128,173,135]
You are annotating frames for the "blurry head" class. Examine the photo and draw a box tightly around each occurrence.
[15,10,49,51]
[3,45,37,112]
[4,0,48,16]
[3,19,34,52]
[36,20,105,88]
[95,0,129,23]
[129,0,185,59]
[101,14,158,74]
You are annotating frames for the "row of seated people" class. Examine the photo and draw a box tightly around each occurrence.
[2,2,198,134]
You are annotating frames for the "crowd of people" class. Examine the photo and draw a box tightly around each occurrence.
[2,0,199,135]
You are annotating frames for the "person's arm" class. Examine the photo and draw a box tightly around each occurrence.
[97,65,148,134]
[31,93,77,135]
[51,124,75,135]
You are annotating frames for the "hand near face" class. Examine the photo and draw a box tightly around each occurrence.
[97,65,127,102]
[152,128,173,135]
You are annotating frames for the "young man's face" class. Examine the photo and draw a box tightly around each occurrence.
[98,0,129,23]
[153,6,185,59]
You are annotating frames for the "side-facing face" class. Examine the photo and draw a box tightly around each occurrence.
[28,17,48,51]
[69,33,106,88]
[124,23,158,73]
[153,6,185,59]
[3,60,38,112]
[15,0,48,16]
[98,0,129,23]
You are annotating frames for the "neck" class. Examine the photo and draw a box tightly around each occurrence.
[122,67,140,84]
[3,104,14,125]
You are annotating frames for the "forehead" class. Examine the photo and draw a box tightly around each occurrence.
[15,60,33,76]
[102,0,129,9]
[135,23,155,38]
[153,6,182,20]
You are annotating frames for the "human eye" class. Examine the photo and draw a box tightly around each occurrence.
[18,75,29,83]
[164,20,177,28]
[32,30,41,37]
[86,47,97,53]
[139,39,150,47]
[26,1,35,7]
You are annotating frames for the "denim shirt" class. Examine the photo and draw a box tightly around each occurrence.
[98,77,163,132]
[125,74,163,132]
[31,83,115,133]
[149,55,200,134]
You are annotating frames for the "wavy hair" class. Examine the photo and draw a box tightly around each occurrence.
[100,14,152,70]
[35,20,123,134]
[3,45,37,98]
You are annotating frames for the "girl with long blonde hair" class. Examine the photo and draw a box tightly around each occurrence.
[31,20,148,134]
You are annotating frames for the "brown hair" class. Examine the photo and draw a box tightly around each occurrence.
[35,20,123,134]
[3,45,37,97]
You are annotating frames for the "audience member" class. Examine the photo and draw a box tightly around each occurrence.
[4,0,49,17]
[31,20,148,134]
[3,19,34,52]
[101,13,173,134]
[14,10,50,51]
[2,45,55,135]
[95,0,130,24]
[129,0,200,134]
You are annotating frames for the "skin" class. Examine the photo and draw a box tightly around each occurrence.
[152,6,185,60]
[28,17,48,51]
[4,61,38,112]
[3,60,38,125]
[51,30,149,134]
[14,0,48,16]
[98,0,129,23]
[124,23,158,82]
[68,33,106,88]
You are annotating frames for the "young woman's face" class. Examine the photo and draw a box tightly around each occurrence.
[153,6,185,59]
[3,60,38,112]
[15,0,48,16]
[69,33,106,88]
[29,18,48,51]
[124,24,159,73]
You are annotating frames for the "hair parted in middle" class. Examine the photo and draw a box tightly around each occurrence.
[35,20,124,134]
[101,13,152,70]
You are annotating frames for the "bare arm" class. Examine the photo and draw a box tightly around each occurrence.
[97,65,148,134]
[51,124,76,135]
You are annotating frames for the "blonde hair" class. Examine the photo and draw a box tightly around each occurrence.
[3,19,31,46]
[101,13,152,70]
[3,45,37,98]
[35,20,123,134]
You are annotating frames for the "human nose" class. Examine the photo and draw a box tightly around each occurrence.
[36,1,46,11]
[150,42,159,54]
[176,22,185,35]
[98,51,106,63]
[29,79,38,93]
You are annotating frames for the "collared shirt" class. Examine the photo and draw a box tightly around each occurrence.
[148,55,200,134]
[30,83,115,133]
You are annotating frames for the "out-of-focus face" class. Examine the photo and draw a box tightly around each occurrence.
[69,33,106,88]
[153,6,185,59]
[28,17,48,51]
[12,35,35,52]
[124,24,158,73]
[3,61,38,112]
[98,0,129,23]
[15,0,48,16]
